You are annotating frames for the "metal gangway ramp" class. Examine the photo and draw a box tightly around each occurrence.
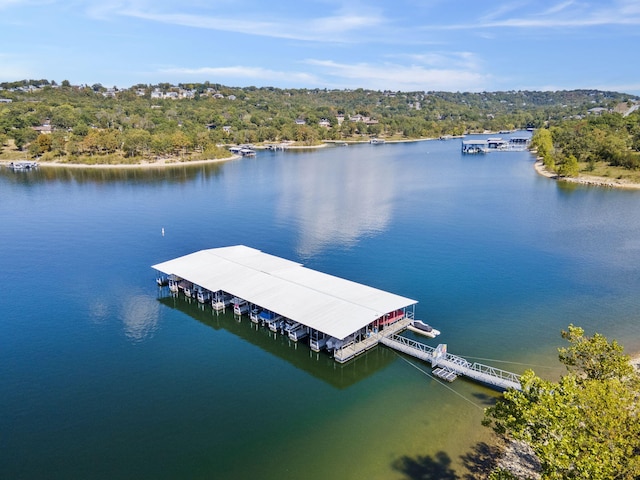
[380,333,522,391]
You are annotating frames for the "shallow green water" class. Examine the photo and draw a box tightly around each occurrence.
[2,136,640,478]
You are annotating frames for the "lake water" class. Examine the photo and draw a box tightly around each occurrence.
[2,137,640,479]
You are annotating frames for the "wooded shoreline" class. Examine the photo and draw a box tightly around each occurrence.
[533,160,640,190]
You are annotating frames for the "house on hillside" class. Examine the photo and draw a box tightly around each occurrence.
[587,107,609,115]
[33,120,53,134]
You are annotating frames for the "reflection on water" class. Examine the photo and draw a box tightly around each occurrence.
[276,150,395,256]
[0,162,223,185]
[120,294,160,342]
[158,292,396,388]
[88,298,110,324]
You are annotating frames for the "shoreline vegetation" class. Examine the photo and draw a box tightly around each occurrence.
[2,81,638,184]
[0,137,434,169]
[533,159,640,189]
[4,136,640,191]
[497,349,640,479]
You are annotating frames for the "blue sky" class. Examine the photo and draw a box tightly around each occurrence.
[1,0,639,94]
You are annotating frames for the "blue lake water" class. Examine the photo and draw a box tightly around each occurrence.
[2,137,640,478]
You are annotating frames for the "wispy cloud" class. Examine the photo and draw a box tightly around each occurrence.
[426,0,640,30]
[158,65,321,85]
[88,1,386,42]
[305,59,491,91]
[396,51,482,71]
[0,0,54,8]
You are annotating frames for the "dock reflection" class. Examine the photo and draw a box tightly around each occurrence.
[0,161,223,185]
[158,292,396,389]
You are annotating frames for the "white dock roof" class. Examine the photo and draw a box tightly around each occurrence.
[152,245,417,340]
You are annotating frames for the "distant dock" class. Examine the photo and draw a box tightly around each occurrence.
[7,161,38,170]
[462,136,531,154]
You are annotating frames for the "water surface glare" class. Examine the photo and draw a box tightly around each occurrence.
[2,136,640,479]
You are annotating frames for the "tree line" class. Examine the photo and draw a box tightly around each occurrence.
[0,81,636,164]
[530,109,640,177]
[484,325,640,479]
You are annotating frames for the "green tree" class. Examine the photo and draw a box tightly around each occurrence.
[531,128,553,158]
[171,131,191,157]
[483,325,640,480]
[12,127,38,151]
[51,104,77,129]
[122,129,151,157]
[558,324,634,381]
[557,154,579,177]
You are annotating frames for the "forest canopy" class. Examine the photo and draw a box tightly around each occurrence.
[0,80,637,165]
[484,325,640,480]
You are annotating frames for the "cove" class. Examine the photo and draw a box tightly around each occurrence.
[2,135,640,479]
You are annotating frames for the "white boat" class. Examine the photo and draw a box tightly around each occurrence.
[233,298,249,315]
[250,308,261,323]
[9,161,38,170]
[196,289,211,303]
[310,330,328,352]
[211,292,232,311]
[262,312,283,332]
[369,138,385,144]
[288,323,309,341]
[268,318,285,333]
[239,148,256,156]
[259,310,282,326]
[407,320,441,338]
[168,276,180,293]
[282,320,298,334]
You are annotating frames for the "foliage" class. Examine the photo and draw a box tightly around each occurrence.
[539,110,640,175]
[483,325,640,480]
[558,325,635,380]
[556,154,579,177]
[1,80,638,164]
[489,469,520,480]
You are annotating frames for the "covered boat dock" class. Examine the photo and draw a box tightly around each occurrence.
[152,246,418,362]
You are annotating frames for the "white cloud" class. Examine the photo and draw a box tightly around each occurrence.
[158,65,321,85]
[0,0,56,8]
[305,59,491,91]
[424,0,640,30]
[154,57,492,91]
[396,51,481,70]
[88,1,386,43]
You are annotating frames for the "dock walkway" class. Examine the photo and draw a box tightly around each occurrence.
[380,334,522,391]
[333,318,411,363]
[334,319,521,391]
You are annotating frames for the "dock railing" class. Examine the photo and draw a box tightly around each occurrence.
[381,333,522,391]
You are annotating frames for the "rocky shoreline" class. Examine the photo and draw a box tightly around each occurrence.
[533,160,640,190]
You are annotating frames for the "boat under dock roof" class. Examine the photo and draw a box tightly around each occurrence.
[152,245,417,340]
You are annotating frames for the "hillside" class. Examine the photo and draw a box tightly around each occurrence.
[0,79,637,165]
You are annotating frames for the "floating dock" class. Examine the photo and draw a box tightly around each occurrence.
[153,245,418,356]
[8,161,38,170]
[153,246,521,391]
[463,136,531,153]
